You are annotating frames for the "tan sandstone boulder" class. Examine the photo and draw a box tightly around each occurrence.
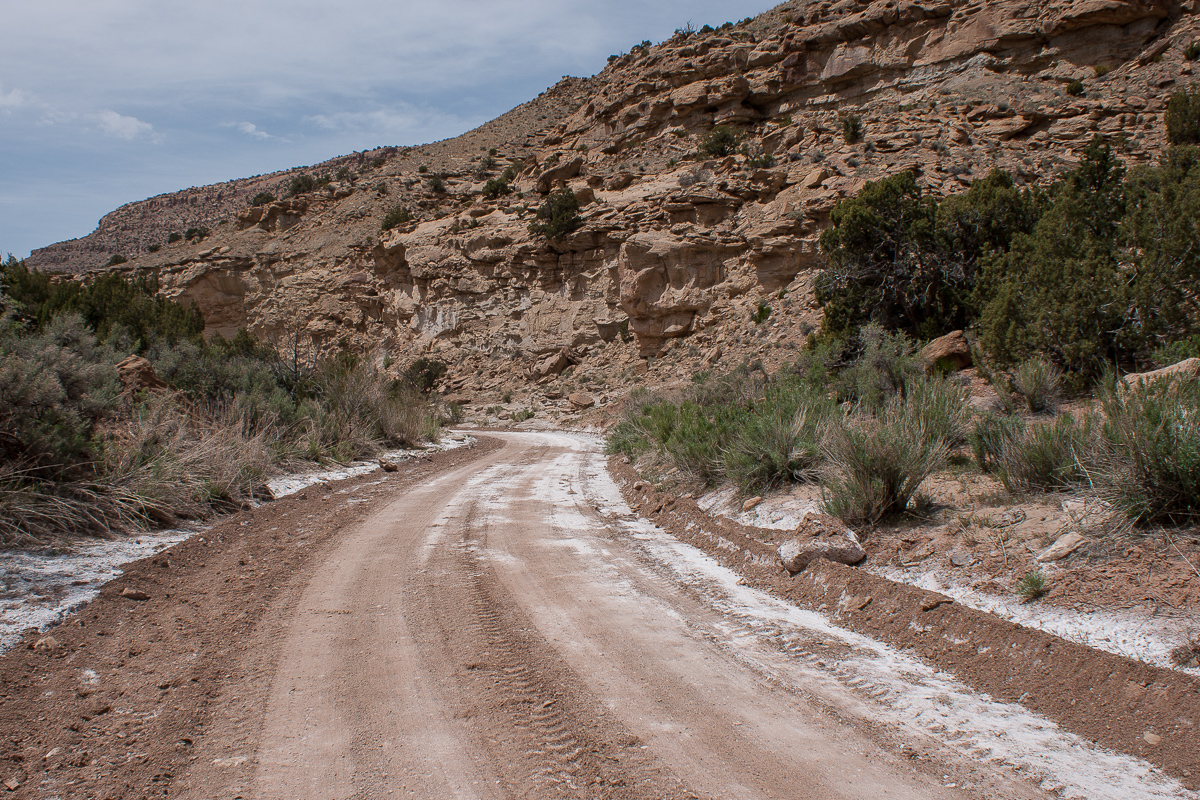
[115,355,169,396]
[778,514,866,573]
[920,330,972,373]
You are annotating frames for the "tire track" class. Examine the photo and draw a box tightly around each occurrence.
[404,466,696,800]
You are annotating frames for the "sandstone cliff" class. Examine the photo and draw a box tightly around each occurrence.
[30,0,1200,404]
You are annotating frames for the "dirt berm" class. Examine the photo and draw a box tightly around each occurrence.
[610,458,1200,790]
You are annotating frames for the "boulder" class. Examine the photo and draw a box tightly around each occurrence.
[801,167,829,189]
[919,330,972,372]
[120,587,151,601]
[115,355,169,396]
[778,514,866,572]
[535,157,585,194]
[530,347,581,379]
[378,459,399,473]
[1122,358,1200,391]
[568,392,595,410]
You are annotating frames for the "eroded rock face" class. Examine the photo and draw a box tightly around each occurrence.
[33,0,1193,393]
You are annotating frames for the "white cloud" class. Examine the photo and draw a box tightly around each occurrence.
[94,109,157,141]
[304,106,469,139]
[0,85,32,112]
[237,121,272,139]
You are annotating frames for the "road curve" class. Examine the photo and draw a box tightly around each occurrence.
[179,431,1042,800]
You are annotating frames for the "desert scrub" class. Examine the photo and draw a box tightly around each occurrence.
[1011,358,1062,413]
[482,177,511,199]
[842,114,863,144]
[0,312,121,480]
[700,125,740,158]
[380,205,413,232]
[1098,378,1200,525]
[529,189,582,239]
[722,386,835,495]
[833,323,923,410]
[1,264,442,541]
[969,412,1097,492]
[287,173,316,196]
[820,376,968,523]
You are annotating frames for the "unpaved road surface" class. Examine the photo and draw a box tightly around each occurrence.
[181,431,983,800]
[5,432,1192,799]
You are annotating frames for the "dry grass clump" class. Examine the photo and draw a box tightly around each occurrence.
[820,377,969,523]
[1011,358,1062,413]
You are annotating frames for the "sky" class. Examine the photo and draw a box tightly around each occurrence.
[1,1,777,259]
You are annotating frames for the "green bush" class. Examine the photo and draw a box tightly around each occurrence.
[167,232,182,243]
[723,386,833,494]
[381,205,413,232]
[250,191,276,206]
[0,313,120,479]
[1166,89,1200,145]
[0,260,204,350]
[741,145,776,169]
[427,176,446,193]
[819,169,1039,339]
[185,226,210,242]
[833,324,923,410]
[529,189,582,239]
[974,138,1130,379]
[106,254,128,267]
[146,243,161,253]
[335,166,352,182]
[700,125,740,158]
[1153,335,1200,367]
[969,412,1095,492]
[1066,80,1084,97]
[842,115,863,144]
[287,174,316,196]
[405,357,446,393]
[1185,42,1200,61]
[482,178,511,199]
[1016,570,1047,601]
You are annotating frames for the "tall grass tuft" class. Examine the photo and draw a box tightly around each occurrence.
[970,412,1097,492]
[1011,358,1062,413]
[723,388,834,494]
[821,377,966,523]
[1098,379,1200,525]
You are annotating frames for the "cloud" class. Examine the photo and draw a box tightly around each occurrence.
[0,85,32,112]
[237,121,272,140]
[305,106,473,141]
[95,109,157,141]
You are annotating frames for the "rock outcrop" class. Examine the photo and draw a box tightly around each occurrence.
[27,0,1199,401]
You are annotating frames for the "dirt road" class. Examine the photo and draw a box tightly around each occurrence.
[168,430,1109,800]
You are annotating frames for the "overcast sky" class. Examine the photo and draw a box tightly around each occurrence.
[1,1,776,259]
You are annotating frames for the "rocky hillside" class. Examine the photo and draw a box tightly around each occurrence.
[31,0,1200,406]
